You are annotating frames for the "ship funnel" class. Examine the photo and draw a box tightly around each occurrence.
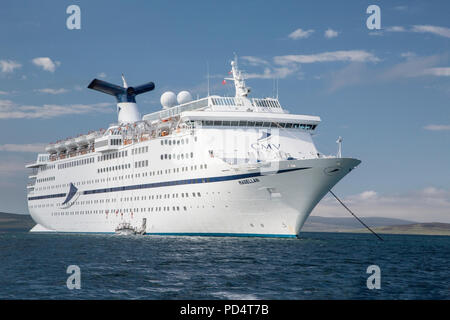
[87,77,155,124]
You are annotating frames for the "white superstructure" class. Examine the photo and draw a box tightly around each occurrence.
[26,58,360,238]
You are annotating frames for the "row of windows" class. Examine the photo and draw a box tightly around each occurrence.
[36,176,55,184]
[160,137,196,146]
[161,152,194,160]
[58,157,94,170]
[98,150,128,162]
[120,192,202,202]
[195,120,317,130]
[135,160,149,168]
[98,163,131,173]
[110,139,122,146]
[33,160,209,192]
[35,161,210,192]
[41,164,55,172]
[50,205,190,217]
[132,146,149,155]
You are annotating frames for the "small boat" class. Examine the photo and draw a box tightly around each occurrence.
[114,219,146,235]
[115,222,137,235]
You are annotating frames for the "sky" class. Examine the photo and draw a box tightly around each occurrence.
[0,0,449,222]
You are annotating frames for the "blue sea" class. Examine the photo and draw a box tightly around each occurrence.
[0,232,448,299]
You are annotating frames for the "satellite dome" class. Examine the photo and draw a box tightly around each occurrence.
[160,91,177,109]
[177,91,193,105]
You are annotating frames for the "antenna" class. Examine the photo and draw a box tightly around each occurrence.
[276,78,279,99]
[336,136,343,158]
[272,78,275,98]
[207,61,210,97]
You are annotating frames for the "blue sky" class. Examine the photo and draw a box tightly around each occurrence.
[0,0,449,222]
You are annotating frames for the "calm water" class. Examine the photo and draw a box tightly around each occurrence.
[0,232,448,299]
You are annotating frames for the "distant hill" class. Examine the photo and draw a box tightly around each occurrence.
[302,216,416,232]
[345,223,450,236]
[0,212,35,232]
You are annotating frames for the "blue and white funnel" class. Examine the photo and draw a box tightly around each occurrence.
[88,75,155,124]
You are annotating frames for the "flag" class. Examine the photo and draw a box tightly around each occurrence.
[222,79,226,85]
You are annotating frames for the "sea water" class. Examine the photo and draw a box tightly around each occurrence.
[0,232,448,299]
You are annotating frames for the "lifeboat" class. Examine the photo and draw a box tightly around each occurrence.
[75,135,88,147]
[45,143,57,154]
[87,132,97,144]
[65,139,77,150]
[55,142,67,153]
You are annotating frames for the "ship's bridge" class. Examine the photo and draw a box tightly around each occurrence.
[142,95,320,131]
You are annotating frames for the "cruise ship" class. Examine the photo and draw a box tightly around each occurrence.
[26,58,361,237]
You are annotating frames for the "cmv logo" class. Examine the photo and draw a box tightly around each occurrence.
[66,265,81,290]
[251,131,280,151]
[366,265,381,290]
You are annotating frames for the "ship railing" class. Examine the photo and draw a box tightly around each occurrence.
[251,98,281,109]
[143,98,209,122]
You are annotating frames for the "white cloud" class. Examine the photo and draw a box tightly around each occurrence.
[379,55,444,80]
[313,187,450,223]
[274,50,380,65]
[424,124,450,131]
[384,25,450,38]
[324,28,339,39]
[422,67,450,77]
[0,91,8,95]
[288,28,314,40]
[0,160,28,175]
[411,25,450,38]
[386,26,406,32]
[35,88,69,95]
[327,54,449,92]
[240,56,270,66]
[0,143,46,153]
[0,60,22,73]
[0,99,113,119]
[32,57,60,72]
[393,5,408,11]
[400,52,416,58]
[244,66,299,80]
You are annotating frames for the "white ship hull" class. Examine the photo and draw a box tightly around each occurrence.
[29,157,359,238]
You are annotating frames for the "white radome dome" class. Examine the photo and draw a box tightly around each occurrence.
[160,91,177,109]
[177,91,193,105]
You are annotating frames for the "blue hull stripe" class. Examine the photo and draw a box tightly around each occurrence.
[34,231,297,238]
[144,232,297,238]
[28,167,310,201]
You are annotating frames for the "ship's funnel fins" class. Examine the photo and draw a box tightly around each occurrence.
[87,79,155,103]
[88,79,124,97]
[132,82,155,95]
